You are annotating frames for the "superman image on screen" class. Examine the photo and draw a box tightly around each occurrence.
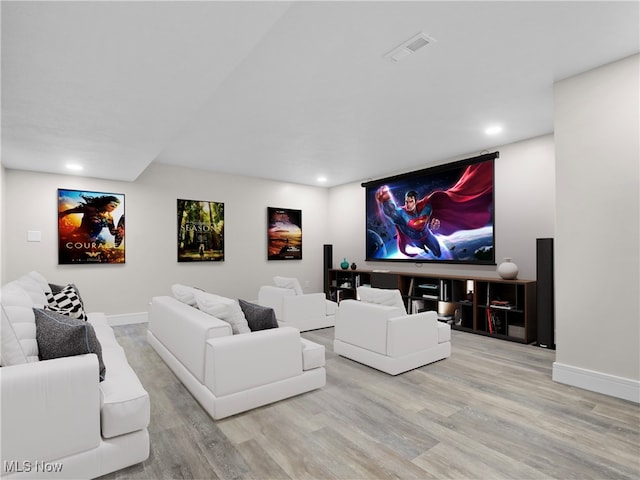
[369,161,493,261]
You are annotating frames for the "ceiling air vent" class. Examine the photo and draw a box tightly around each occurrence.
[383,32,435,63]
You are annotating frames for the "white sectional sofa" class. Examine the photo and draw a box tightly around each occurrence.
[0,272,150,479]
[334,287,451,375]
[257,276,338,331]
[147,290,326,420]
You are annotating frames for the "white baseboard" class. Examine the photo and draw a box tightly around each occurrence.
[107,311,148,326]
[552,362,640,404]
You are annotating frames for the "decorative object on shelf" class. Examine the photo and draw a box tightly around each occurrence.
[466,291,474,302]
[350,262,357,270]
[497,257,519,280]
[340,258,349,270]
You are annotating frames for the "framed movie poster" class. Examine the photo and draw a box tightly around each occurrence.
[177,199,224,262]
[268,207,302,260]
[58,189,125,264]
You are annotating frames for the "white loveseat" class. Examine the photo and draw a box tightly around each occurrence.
[334,287,451,375]
[147,289,326,420]
[257,276,338,331]
[0,272,150,479]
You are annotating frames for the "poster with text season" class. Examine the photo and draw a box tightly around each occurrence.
[177,199,224,262]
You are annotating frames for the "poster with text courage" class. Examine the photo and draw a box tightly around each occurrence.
[58,189,125,264]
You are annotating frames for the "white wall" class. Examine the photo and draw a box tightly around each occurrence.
[2,164,330,317]
[328,134,556,281]
[553,54,639,402]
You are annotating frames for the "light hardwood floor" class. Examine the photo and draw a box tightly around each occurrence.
[100,324,640,480]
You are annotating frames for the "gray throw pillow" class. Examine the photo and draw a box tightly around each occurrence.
[34,308,106,381]
[238,299,279,332]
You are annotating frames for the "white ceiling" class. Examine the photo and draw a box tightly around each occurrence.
[2,1,638,187]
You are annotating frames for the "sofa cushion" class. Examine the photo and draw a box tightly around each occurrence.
[98,343,151,438]
[1,305,28,366]
[15,272,50,307]
[194,290,251,334]
[274,276,303,295]
[46,283,87,321]
[34,308,106,381]
[357,286,406,314]
[171,284,199,307]
[2,281,36,307]
[238,299,278,331]
[1,303,39,362]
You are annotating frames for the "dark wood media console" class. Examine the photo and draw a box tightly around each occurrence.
[326,269,536,344]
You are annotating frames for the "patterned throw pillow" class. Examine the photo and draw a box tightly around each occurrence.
[34,308,105,381]
[45,283,87,321]
[238,299,279,332]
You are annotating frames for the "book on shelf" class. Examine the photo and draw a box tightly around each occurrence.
[410,299,425,314]
[422,294,439,300]
[490,299,513,310]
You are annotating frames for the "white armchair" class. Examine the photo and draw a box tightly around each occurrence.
[334,287,451,375]
[257,276,337,332]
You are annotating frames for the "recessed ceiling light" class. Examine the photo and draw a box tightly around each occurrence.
[65,163,84,171]
[317,176,327,183]
[485,125,503,135]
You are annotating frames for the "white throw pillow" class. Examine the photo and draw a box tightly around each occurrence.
[273,276,303,295]
[193,290,251,334]
[357,286,406,314]
[1,305,28,366]
[171,284,199,307]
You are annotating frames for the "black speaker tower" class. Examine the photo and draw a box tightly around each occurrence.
[536,238,555,349]
[323,244,333,297]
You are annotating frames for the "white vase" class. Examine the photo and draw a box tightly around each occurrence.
[497,257,518,280]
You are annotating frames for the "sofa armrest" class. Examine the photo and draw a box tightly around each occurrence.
[387,310,439,357]
[281,293,327,321]
[438,321,451,343]
[204,327,303,397]
[325,299,338,316]
[149,296,231,383]
[1,355,101,465]
[335,300,405,355]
